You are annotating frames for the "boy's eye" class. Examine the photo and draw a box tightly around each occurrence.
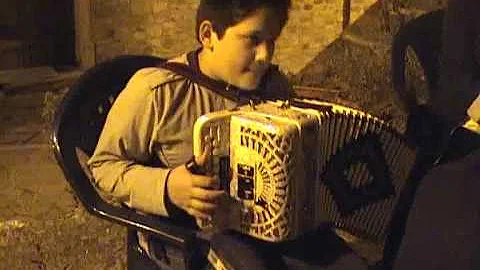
[245,34,261,45]
[249,35,261,44]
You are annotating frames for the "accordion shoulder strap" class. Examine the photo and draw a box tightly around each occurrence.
[160,61,260,103]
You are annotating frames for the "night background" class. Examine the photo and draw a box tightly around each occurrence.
[0,0,445,268]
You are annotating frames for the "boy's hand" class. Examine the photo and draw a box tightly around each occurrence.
[166,141,224,220]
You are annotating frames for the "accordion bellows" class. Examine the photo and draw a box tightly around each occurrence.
[193,99,417,243]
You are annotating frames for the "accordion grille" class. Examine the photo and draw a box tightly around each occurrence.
[317,110,417,244]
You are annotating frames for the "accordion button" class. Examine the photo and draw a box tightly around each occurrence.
[241,207,253,223]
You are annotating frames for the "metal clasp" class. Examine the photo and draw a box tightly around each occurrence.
[280,99,290,109]
[249,99,257,110]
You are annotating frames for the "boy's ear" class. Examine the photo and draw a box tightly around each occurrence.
[198,20,216,51]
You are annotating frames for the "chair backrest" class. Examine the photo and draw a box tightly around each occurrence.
[382,10,446,269]
[50,55,199,254]
[391,9,444,114]
[391,10,446,157]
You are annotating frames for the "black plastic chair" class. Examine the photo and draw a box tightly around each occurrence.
[50,55,205,269]
[391,8,480,164]
[380,10,448,270]
[391,9,446,160]
[391,10,444,112]
[386,9,480,269]
[388,10,480,269]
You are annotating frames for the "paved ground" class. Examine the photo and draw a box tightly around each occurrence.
[0,91,126,269]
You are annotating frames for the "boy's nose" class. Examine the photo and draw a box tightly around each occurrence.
[254,40,274,64]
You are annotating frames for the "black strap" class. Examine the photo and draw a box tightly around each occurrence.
[161,61,252,102]
[158,49,264,104]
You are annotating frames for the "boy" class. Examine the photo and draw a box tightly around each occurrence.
[88,0,295,267]
[88,1,368,268]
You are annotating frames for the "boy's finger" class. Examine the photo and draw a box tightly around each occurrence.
[191,187,224,201]
[195,136,213,166]
[192,175,219,188]
[189,198,219,213]
[186,207,211,220]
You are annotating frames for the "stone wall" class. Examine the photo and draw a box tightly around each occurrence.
[76,0,446,129]
[79,0,377,71]
[86,0,199,65]
[81,0,443,70]
[293,0,446,128]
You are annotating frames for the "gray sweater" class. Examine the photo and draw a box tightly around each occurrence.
[87,52,292,217]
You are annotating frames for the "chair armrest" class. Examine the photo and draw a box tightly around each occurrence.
[50,128,198,251]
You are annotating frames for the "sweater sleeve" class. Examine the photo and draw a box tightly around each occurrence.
[87,68,171,217]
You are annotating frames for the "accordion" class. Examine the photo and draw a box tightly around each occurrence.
[193,99,417,243]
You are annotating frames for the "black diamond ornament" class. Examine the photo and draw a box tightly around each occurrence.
[322,133,395,215]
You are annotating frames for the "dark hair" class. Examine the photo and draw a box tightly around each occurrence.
[195,0,292,43]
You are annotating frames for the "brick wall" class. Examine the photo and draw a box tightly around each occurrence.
[81,0,443,71]
[88,0,199,64]
[78,0,373,70]
[76,0,445,128]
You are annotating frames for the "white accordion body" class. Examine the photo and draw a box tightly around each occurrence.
[193,99,416,243]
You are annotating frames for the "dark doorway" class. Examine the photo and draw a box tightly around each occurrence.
[0,0,76,70]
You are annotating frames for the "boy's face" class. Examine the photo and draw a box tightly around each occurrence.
[203,6,284,90]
